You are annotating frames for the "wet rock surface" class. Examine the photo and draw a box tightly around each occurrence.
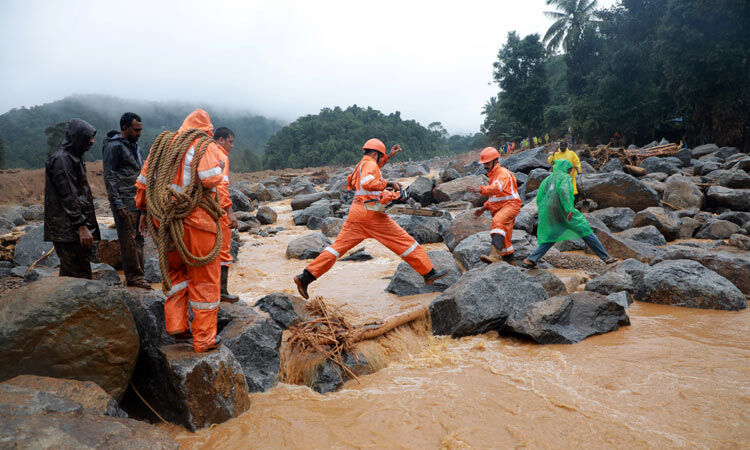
[220,315,283,393]
[526,269,568,296]
[255,292,312,329]
[650,246,750,296]
[386,250,462,296]
[0,278,139,401]
[286,232,331,259]
[392,214,450,244]
[632,207,680,241]
[585,207,635,232]
[433,175,488,204]
[443,210,492,251]
[12,223,59,267]
[312,353,372,394]
[579,172,659,211]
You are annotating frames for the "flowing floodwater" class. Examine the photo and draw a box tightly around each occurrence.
[166,199,749,448]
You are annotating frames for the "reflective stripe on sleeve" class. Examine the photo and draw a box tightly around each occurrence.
[167,280,188,296]
[400,242,418,258]
[182,147,195,187]
[190,300,220,310]
[360,174,375,184]
[136,174,147,185]
[198,166,223,180]
[355,189,383,196]
[324,246,340,258]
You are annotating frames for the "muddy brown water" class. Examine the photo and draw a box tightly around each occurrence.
[164,198,749,448]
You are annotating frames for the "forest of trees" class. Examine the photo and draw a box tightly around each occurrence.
[0,94,283,170]
[262,105,485,169]
[482,0,749,151]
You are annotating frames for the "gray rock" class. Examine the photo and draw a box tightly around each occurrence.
[217,301,258,332]
[430,263,548,337]
[632,207,680,241]
[677,216,701,239]
[715,146,739,160]
[585,270,634,295]
[716,170,750,189]
[0,278,140,401]
[12,224,59,267]
[525,168,550,192]
[229,188,253,212]
[386,250,461,296]
[675,148,692,167]
[291,191,338,211]
[579,172,659,211]
[705,186,750,211]
[232,181,260,200]
[433,175,488,204]
[452,231,491,270]
[638,259,746,310]
[695,220,742,240]
[444,210,492,252]
[589,228,661,263]
[341,248,373,261]
[0,205,26,226]
[728,233,750,251]
[716,211,750,227]
[392,214,450,244]
[691,143,719,158]
[663,174,704,210]
[159,344,251,430]
[220,315,283,393]
[617,225,667,246]
[404,163,428,177]
[640,156,682,174]
[500,146,551,173]
[286,233,331,260]
[440,168,460,182]
[526,269,567,296]
[505,291,630,344]
[91,263,122,286]
[320,217,345,237]
[256,206,277,225]
[293,199,332,226]
[254,292,311,329]
[312,353,372,394]
[408,176,435,206]
[585,207,635,232]
[640,178,665,196]
[514,209,537,235]
[554,238,585,251]
[602,159,623,172]
[144,255,161,283]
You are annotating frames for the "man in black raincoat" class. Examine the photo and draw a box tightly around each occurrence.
[102,112,151,288]
[44,119,101,278]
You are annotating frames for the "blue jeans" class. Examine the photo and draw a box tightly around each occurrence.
[527,233,611,263]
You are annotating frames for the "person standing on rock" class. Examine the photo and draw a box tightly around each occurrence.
[44,119,101,279]
[520,159,618,268]
[547,141,582,200]
[293,138,448,299]
[466,147,522,264]
[102,112,151,289]
[135,109,225,353]
[213,126,239,303]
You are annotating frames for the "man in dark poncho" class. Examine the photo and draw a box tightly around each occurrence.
[520,159,617,268]
[44,119,101,278]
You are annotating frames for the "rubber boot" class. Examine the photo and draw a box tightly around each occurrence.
[423,268,448,285]
[220,266,239,303]
[502,252,516,265]
[294,269,316,300]
[480,245,502,264]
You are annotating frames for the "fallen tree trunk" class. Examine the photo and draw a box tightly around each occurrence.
[624,165,647,177]
[349,306,429,343]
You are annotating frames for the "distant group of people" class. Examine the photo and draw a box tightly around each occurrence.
[499,133,552,154]
[43,111,615,353]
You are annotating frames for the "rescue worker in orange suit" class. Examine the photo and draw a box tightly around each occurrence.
[466,147,522,264]
[135,109,225,352]
[213,127,240,303]
[293,138,448,299]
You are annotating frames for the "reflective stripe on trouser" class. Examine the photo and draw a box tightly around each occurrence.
[220,215,232,265]
[164,225,221,352]
[489,202,521,256]
[305,214,434,278]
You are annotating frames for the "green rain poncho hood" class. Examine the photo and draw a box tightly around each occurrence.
[536,159,593,243]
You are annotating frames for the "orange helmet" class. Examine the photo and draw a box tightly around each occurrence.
[363,138,386,155]
[479,147,500,163]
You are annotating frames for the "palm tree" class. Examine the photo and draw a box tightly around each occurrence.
[543,0,600,54]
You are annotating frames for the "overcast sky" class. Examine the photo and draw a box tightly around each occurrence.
[0,0,616,134]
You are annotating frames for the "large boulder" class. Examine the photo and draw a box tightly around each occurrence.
[286,233,331,259]
[716,170,750,189]
[386,250,462,296]
[256,205,277,225]
[585,207,635,232]
[408,176,435,206]
[452,231,491,271]
[526,269,567,297]
[0,375,125,418]
[585,270,634,295]
[691,143,719,158]
[505,292,630,344]
[404,163,428,177]
[638,260,746,310]
[440,167,460,182]
[392,214,450,244]
[0,412,178,449]
[433,175,488,204]
[311,352,372,394]
[589,228,661,263]
[639,156,682,174]
[153,344,251,431]
[695,219,741,240]
[525,168,550,192]
[632,207,680,241]
[292,199,332,226]
[617,225,667,246]
[254,292,312,329]
[650,245,750,296]
[12,224,59,267]
[0,205,26,226]
[500,146,551,173]
[662,175,704,210]
[229,187,253,212]
[256,185,282,202]
[0,278,139,400]
[430,264,548,337]
[320,217,345,238]
[291,191,338,211]
[444,210,492,252]
[705,186,750,211]
[579,172,660,211]
[220,316,283,393]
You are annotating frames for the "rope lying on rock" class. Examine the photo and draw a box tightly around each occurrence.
[145,129,224,294]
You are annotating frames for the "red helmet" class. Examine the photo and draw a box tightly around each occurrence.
[479,147,500,163]
[363,138,386,155]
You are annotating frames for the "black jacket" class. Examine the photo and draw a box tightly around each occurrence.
[44,119,101,243]
[102,130,143,211]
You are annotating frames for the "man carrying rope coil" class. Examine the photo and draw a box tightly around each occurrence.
[135,109,226,353]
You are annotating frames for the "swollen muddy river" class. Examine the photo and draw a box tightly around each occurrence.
[166,199,749,448]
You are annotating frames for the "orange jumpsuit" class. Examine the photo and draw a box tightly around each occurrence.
[305,154,433,278]
[135,109,225,352]
[480,164,522,256]
[217,147,232,267]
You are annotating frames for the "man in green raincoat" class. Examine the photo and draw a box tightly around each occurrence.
[520,159,618,268]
